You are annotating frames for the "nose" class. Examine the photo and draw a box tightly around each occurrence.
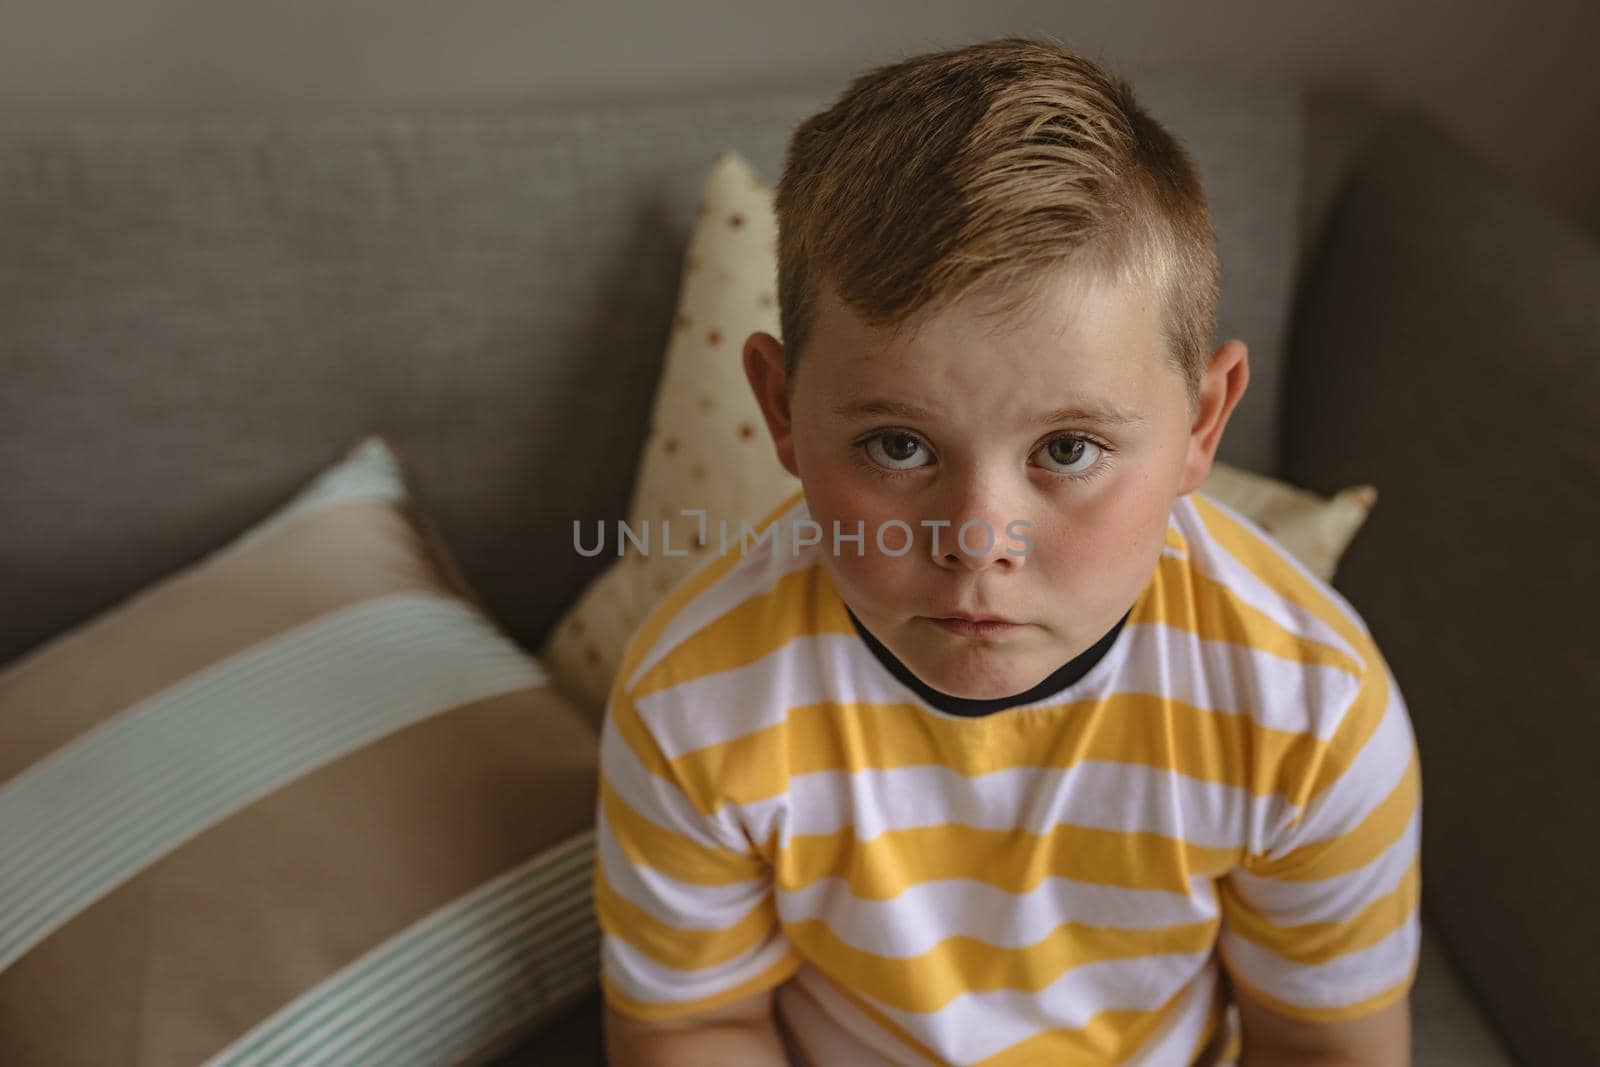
[927,471,1028,574]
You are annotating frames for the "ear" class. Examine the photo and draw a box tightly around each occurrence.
[742,331,800,478]
[1177,339,1250,496]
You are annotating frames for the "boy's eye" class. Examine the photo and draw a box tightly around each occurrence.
[865,432,930,471]
[1034,435,1103,475]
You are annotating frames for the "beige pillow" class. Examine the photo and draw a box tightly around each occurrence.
[0,436,600,1067]
[540,150,1379,718]
[1198,462,1377,582]
[541,151,797,718]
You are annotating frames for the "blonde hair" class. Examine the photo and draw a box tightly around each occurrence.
[774,35,1218,414]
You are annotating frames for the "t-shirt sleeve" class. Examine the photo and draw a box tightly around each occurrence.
[592,676,800,1023]
[1217,650,1422,1023]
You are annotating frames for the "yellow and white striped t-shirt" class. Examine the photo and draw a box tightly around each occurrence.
[593,487,1421,1066]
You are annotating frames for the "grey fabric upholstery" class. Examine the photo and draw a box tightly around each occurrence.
[0,76,1299,670]
[1287,110,1599,1067]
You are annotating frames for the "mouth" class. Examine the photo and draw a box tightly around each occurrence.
[924,613,1024,638]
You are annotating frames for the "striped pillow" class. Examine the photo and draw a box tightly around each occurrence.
[0,436,600,1066]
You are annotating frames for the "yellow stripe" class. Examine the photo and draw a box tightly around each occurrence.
[593,862,773,970]
[631,562,840,700]
[598,950,803,1024]
[1222,856,1420,964]
[776,821,1240,897]
[612,487,806,693]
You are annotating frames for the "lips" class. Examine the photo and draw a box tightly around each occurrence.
[926,614,1023,638]
[930,611,1018,625]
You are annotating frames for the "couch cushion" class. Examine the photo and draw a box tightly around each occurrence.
[0,76,1303,669]
[0,437,601,1066]
[1286,110,1600,1067]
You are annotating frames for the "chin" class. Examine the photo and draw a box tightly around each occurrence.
[905,640,1040,699]
[932,673,1025,701]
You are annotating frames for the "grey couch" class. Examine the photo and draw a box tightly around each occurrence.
[3,73,1593,1066]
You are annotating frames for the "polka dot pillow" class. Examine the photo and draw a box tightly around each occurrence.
[540,151,797,718]
[538,150,1380,720]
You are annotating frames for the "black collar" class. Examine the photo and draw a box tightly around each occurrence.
[845,605,1132,717]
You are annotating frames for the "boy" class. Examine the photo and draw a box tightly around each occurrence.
[594,35,1420,1067]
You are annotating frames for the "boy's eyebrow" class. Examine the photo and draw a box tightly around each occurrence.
[831,398,1147,427]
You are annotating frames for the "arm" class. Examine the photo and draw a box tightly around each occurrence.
[593,679,801,1066]
[604,988,794,1067]
[1221,648,1421,1067]
[1236,983,1410,1067]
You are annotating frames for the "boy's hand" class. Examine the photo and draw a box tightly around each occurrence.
[1236,984,1411,1067]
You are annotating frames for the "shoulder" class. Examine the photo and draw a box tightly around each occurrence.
[1171,495,1408,783]
[606,489,838,734]
[615,491,803,678]
[1171,492,1416,843]
[1169,490,1391,730]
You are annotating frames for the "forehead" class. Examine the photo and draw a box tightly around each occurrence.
[803,269,1178,420]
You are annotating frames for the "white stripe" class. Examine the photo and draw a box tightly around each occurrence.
[624,495,816,692]
[1119,624,1360,742]
[0,593,543,972]
[206,830,597,1067]
[1218,908,1420,1011]
[634,631,905,754]
[774,871,1216,958]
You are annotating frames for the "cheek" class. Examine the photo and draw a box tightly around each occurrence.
[801,450,900,531]
[1031,475,1173,569]
[803,473,923,597]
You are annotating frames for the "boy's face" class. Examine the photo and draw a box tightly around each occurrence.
[744,269,1248,701]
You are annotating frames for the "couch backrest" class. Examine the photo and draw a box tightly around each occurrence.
[1287,112,1600,1067]
[0,76,1306,666]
